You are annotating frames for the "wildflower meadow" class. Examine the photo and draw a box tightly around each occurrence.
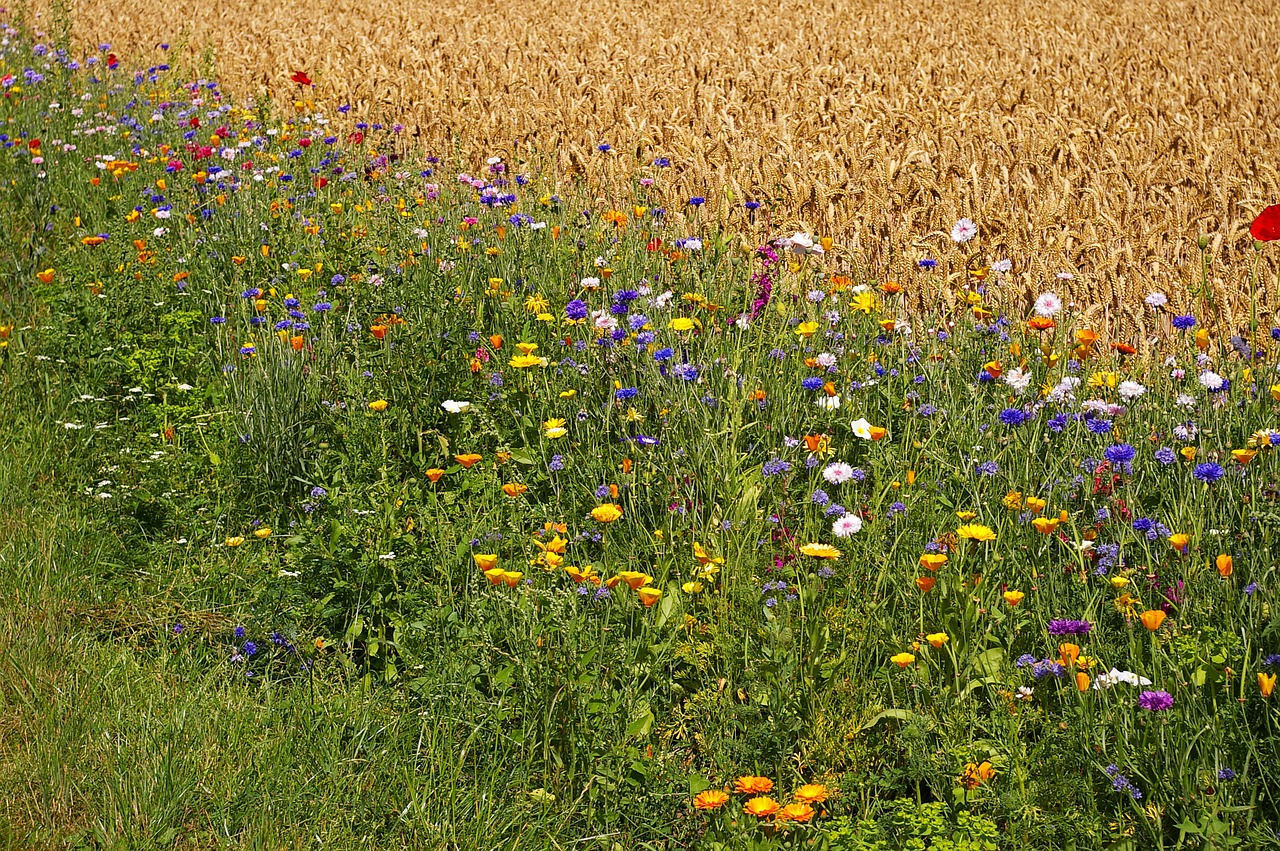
[3,9,1280,850]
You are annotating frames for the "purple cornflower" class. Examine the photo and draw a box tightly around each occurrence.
[999,408,1031,426]
[1137,690,1174,711]
[1048,619,1092,636]
[1154,446,1176,465]
[1171,314,1197,330]
[1104,443,1136,468]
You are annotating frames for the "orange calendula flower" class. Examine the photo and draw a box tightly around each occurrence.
[693,790,729,810]
[501,483,528,498]
[733,776,773,795]
[484,568,505,585]
[919,554,947,571]
[743,796,780,818]
[777,802,816,822]
[926,632,950,649]
[501,570,524,588]
[1028,316,1055,331]
[455,453,482,468]
[617,571,652,591]
[1216,554,1233,577]
[793,783,829,804]
[960,762,995,790]
[1140,609,1167,631]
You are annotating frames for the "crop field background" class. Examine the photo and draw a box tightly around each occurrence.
[38,0,1280,330]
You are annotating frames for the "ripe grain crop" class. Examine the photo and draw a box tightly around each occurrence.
[37,0,1280,330]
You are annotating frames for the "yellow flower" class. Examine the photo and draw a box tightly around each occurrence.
[1002,491,1024,510]
[1260,672,1276,698]
[515,342,538,355]
[1168,533,1190,553]
[956,523,996,542]
[543,418,568,439]
[682,581,704,594]
[591,503,623,523]
[850,291,878,314]
[509,354,544,368]
[1076,672,1091,692]
[959,762,995,790]
[523,294,549,314]
[955,511,977,521]
[500,570,524,588]
[224,536,245,547]
[1024,496,1047,513]
[795,321,819,338]
[1003,590,1025,606]
[1180,446,1197,462]
[253,527,272,539]
[637,586,662,607]
[693,542,725,566]
[474,553,499,571]
[1032,517,1060,534]
[919,554,947,571]
[799,543,842,559]
[926,632,950,649]
[891,652,916,668]
[1109,575,1129,589]
[559,389,577,399]
[368,399,389,412]
[669,317,697,332]
[501,483,528,498]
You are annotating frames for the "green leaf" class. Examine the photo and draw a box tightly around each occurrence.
[625,707,654,740]
[508,447,535,465]
[688,775,711,794]
[858,708,922,733]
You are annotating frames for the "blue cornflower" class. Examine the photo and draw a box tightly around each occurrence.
[918,258,937,269]
[999,408,1031,426]
[565,299,588,321]
[762,458,792,477]
[615,387,639,401]
[1104,443,1136,468]
[801,376,825,391]
[1155,446,1176,465]
[1171,314,1197,330]
[811,488,830,506]
[1193,462,1225,483]
[688,196,706,206]
[654,347,674,361]
[653,157,671,167]
[1086,417,1112,434]
[888,501,907,518]
[672,363,699,381]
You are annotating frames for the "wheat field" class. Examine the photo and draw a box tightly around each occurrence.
[40,0,1280,331]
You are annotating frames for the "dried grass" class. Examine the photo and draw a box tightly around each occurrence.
[38,0,1280,328]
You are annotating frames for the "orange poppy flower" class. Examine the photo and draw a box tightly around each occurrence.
[1140,610,1167,631]
[916,576,936,593]
[501,483,528,498]
[425,468,445,483]
[455,454,482,468]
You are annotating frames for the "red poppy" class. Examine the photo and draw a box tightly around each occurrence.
[1252,204,1280,242]
[290,70,313,86]
[106,53,118,69]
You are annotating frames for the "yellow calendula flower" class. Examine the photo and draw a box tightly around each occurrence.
[225,536,245,547]
[368,399,389,412]
[956,523,996,542]
[543,418,567,439]
[682,581,704,594]
[799,543,842,559]
[523,294,549,314]
[253,527,272,539]
[509,354,544,368]
[669,317,697,332]
[591,503,623,523]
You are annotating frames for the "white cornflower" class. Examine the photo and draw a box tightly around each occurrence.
[823,462,855,484]
[1034,292,1062,317]
[1003,367,1032,394]
[1198,370,1225,391]
[1144,292,1167,308]
[992,259,1012,273]
[441,400,471,414]
[832,514,863,537]
[1117,381,1146,402]
[950,218,978,244]
[814,352,838,368]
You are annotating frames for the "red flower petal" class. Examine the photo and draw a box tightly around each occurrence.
[290,70,313,87]
[1251,204,1280,242]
